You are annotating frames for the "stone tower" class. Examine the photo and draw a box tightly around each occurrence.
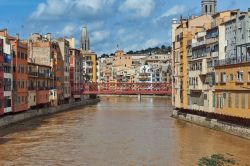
[80,27,90,51]
[201,0,217,15]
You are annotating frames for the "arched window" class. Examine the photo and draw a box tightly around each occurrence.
[205,5,208,13]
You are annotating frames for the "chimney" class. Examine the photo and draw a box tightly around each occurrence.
[16,33,19,40]
[3,28,7,37]
[172,18,178,24]
[46,33,52,41]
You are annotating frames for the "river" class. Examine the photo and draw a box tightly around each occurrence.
[0,96,250,166]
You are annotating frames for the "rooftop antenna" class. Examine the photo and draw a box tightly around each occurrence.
[21,24,24,38]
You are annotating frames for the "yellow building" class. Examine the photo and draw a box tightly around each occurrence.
[214,60,250,119]
[82,51,97,83]
[172,15,212,110]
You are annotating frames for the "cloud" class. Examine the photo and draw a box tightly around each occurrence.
[88,21,104,31]
[91,30,110,44]
[119,0,155,18]
[60,24,77,36]
[161,5,187,18]
[144,39,161,49]
[30,0,116,21]
[153,4,188,27]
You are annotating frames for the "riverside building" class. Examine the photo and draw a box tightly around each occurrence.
[0,39,4,115]
[0,30,13,114]
[172,0,250,122]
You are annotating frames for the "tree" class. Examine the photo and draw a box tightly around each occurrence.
[161,45,166,50]
[127,50,134,54]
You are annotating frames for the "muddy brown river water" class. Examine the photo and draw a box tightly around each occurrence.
[0,96,250,166]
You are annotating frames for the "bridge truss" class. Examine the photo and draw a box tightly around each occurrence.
[82,82,171,95]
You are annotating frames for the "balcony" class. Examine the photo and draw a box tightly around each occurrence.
[206,38,218,45]
[4,54,12,63]
[29,71,38,77]
[192,41,206,48]
[139,73,150,77]
[189,84,203,91]
[38,73,48,78]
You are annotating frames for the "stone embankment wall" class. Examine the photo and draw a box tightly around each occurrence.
[0,99,100,128]
[172,109,250,140]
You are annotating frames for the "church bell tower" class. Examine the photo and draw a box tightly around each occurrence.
[202,0,217,15]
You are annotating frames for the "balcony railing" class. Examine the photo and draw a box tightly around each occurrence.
[215,57,250,67]
[29,71,38,76]
[192,41,206,48]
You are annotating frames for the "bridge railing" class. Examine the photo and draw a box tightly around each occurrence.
[82,82,172,95]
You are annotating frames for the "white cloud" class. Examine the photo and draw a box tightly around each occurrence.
[60,24,76,36]
[31,0,115,20]
[143,39,160,48]
[161,5,187,18]
[91,30,110,44]
[119,0,155,18]
[88,21,104,30]
[75,0,115,11]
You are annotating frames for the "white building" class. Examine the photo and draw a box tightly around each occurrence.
[0,36,13,113]
[138,65,161,83]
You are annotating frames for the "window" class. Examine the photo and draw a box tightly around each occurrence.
[223,93,226,108]
[220,72,226,83]
[216,95,219,108]
[213,94,216,108]
[248,94,250,109]
[229,74,234,81]
[4,78,12,91]
[215,73,219,83]
[235,93,239,108]
[21,52,24,59]
[236,71,243,83]
[248,72,250,82]
[4,97,11,108]
[228,93,232,108]
[13,51,16,58]
[242,94,245,109]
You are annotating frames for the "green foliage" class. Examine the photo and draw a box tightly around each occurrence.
[125,45,172,55]
[198,154,236,166]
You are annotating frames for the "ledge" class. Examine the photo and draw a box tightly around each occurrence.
[172,109,250,140]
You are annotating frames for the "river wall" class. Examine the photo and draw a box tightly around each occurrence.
[0,99,100,128]
[172,109,250,140]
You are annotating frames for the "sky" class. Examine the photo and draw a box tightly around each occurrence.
[0,0,248,55]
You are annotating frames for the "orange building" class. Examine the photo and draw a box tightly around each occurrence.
[52,42,64,105]
[28,33,64,106]
[113,50,132,68]
[70,48,82,100]
[0,39,4,115]
[28,62,52,109]
[0,29,28,112]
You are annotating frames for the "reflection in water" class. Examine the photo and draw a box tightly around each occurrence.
[0,96,250,166]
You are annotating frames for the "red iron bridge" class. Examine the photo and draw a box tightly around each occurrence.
[82,82,172,95]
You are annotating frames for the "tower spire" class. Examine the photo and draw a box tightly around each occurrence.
[201,0,217,15]
[80,27,90,51]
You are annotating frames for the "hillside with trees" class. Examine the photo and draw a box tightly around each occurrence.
[100,45,171,58]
